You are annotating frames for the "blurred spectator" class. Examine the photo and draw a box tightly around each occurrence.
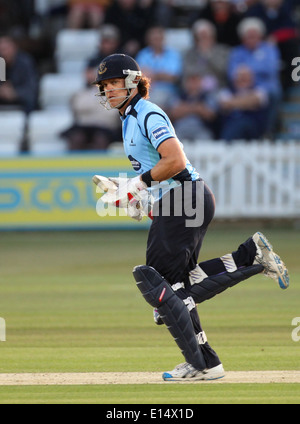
[184,19,230,92]
[61,66,121,151]
[87,24,121,70]
[67,0,111,29]
[228,17,282,136]
[231,0,260,14]
[26,1,69,75]
[246,0,300,89]
[195,0,244,47]
[218,65,269,141]
[34,0,69,40]
[139,0,162,19]
[0,0,34,34]
[104,0,153,57]
[0,34,38,113]
[0,0,11,31]
[157,0,207,28]
[0,1,49,70]
[135,25,182,110]
[169,70,218,141]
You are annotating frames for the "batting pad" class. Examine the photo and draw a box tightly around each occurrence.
[133,265,206,371]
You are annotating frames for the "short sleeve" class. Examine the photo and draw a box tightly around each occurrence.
[145,112,176,150]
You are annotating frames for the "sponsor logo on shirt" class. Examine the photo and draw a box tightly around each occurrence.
[128,155,141,171]
[152,126,170,140]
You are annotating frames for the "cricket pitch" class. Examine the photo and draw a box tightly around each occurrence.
[0,371,299,385]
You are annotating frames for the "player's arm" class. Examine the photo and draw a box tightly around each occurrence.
[148,137,186,182]
[124,137,187,196]
[106,137,186,220]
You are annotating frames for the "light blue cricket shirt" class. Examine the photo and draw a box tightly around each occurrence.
[120,94,200,195]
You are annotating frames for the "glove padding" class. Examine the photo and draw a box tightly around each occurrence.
[93,175,153,221]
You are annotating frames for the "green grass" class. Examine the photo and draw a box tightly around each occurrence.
[0,384,299,404]
[0,225,299,403]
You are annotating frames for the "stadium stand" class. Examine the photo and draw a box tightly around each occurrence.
[27,110,73,154]
[54,27,191,72]
[0,111,26,155]
[39,73,85,110]
[164,28,192,53]
[1,0,300,155]
[278,86,300,140]
[55,29,100,73]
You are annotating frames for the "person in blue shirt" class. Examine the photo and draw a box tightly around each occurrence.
[246,0,300,89]
[135,26,182,110]
[228,17,282,136]
[92,53,289,382]
[219,65,270,141]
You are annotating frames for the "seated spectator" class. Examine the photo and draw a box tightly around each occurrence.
[246,0,300,89]
[0,0,11,31]
[0,34,38,113]
[184,19,230,92]
[135,25,182,110]
[139,0,162,21]
[104,0,153,57]
[61,66,122,151]
[228,17,282,136]
[231,0,260,15]
[169,71,218,142]
[67,0,111,29]
[0,0,35,34]
[86,24,121,69]
[155,0,206,28]
[218,65,269,141]
[194,0,244,47]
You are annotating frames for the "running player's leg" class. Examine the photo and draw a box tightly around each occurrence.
[195,233,289,290]
[197,236,257,276]
[174,281,221,369]
[147,182,223,374]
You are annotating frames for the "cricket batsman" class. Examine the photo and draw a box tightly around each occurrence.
[93,54,289,381]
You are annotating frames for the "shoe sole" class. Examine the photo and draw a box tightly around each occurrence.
[162,372,225,382]
[255,232,289,289]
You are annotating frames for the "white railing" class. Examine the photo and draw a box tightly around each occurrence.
[183,140,300,218]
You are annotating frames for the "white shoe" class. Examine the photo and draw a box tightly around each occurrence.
[162,362,225,382]
[253,232,289,289]
[203,363,225,380]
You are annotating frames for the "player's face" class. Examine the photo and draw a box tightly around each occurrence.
[102,78,127,108]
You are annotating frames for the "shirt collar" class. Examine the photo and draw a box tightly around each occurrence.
[120,94,142,119]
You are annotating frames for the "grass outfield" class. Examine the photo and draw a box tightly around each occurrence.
[0,225,299,404]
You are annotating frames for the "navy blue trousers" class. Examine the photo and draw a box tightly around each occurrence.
[145,180,258,368]
[146,181,215,285]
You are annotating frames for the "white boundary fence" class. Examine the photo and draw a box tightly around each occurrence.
[183,141,300,219]
[0,318,6,342]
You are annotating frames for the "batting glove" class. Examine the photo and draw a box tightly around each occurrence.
[95,175,152,222]
[118,176,147,202]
